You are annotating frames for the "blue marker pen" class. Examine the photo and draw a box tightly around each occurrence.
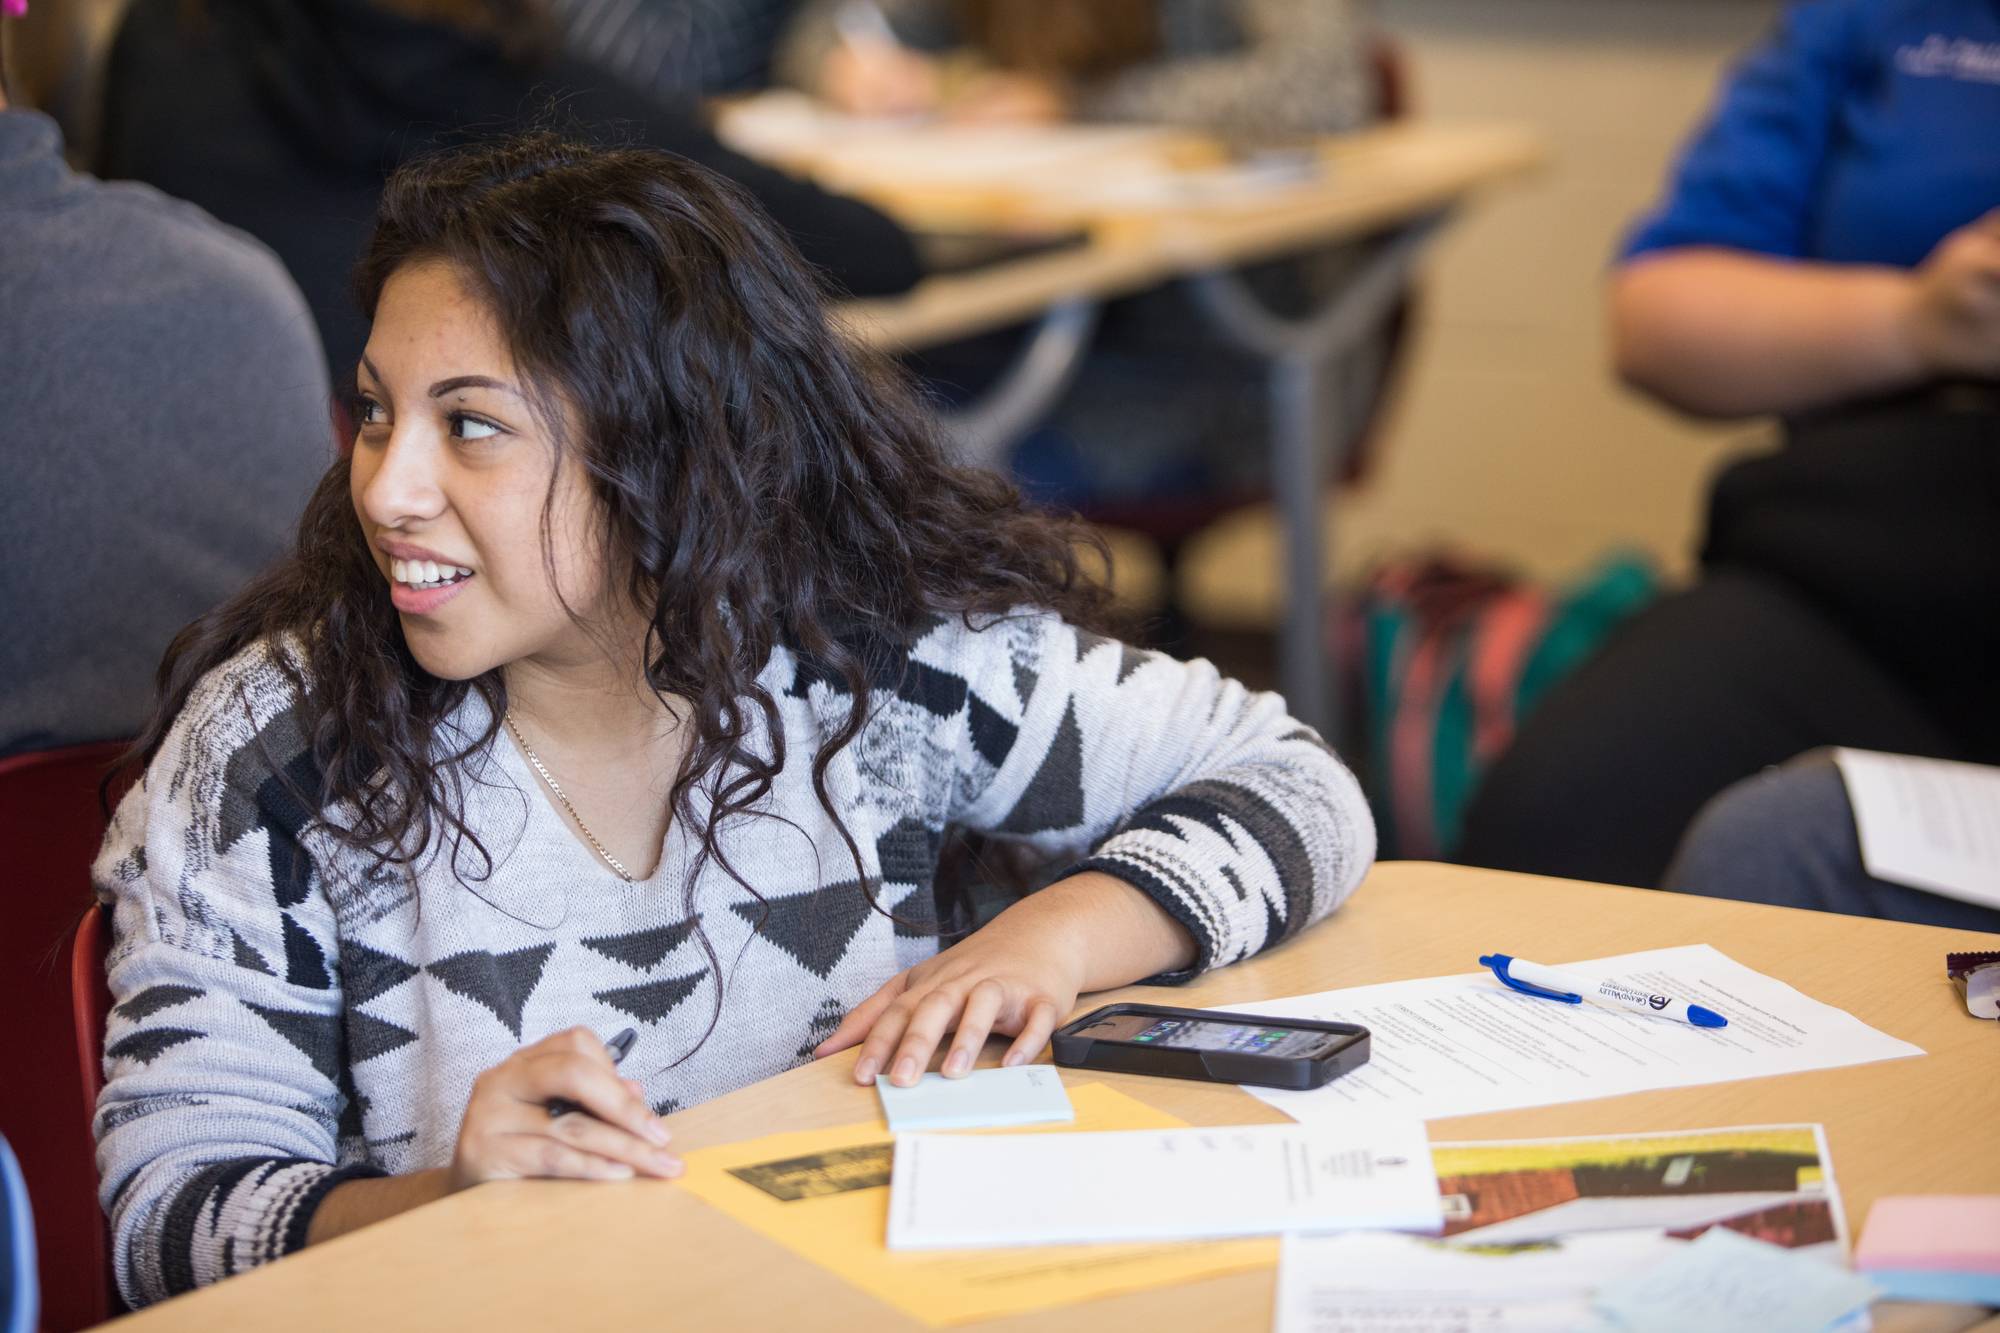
[1478,954,1728,1029]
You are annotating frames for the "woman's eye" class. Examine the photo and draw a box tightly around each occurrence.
[451,412,502,442]
[354,396,388,427]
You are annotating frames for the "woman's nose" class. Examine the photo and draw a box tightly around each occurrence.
[357,429,446,529]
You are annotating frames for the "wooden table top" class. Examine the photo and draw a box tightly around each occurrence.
[108,861,2000,1332]
[827,120,1545,350]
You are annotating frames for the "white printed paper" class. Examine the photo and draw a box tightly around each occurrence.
[1835,748,2000,909]
[1220,945,1922,1124]
[886,1119,1440,1250]
[1274,1231,1679,1333]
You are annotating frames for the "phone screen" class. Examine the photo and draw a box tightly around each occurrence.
[1084,1012,1337,1059]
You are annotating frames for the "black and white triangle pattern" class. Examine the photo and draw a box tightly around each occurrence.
[594,972,706,1024]
[582,919,698,971]
[425,943,555,1039]
[731,882,876,980]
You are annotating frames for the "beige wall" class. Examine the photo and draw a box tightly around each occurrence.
[1182,0,1788,628]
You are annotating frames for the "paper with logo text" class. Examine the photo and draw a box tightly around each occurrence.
[1218,945,1922,1124]
[887,1118,1441,1250]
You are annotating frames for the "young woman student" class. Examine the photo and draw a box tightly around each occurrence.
[92,133,1375,1306]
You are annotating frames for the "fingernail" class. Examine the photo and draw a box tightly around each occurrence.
[1003,1051,1023,1067]
[652,1151,682,1175]
[943,1049,970,1077]
[892,1057,917,1085]
[854,1058,878,1084]
[602,1163,634,1180]
[643,1121,670,1146]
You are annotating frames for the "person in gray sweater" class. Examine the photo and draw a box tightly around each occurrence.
[93,132,1376,1307]
[0,89,331,758]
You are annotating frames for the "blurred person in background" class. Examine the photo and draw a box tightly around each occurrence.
[96,0,921,382]
[1457,0,2000,896]
[777,0,1373,137]
[775,0,1382,545]
[0,5,330,757]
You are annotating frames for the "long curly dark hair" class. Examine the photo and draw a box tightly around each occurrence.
[133,131,1118,965]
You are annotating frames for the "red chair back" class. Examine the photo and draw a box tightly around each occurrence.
[0,741,133,1331]
[71,907,113,1127]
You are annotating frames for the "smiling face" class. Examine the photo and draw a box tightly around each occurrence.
[349,260,622,683]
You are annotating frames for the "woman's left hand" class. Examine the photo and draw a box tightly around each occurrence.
[812,896,1090,1087]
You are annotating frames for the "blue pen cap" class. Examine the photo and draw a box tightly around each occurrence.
[1477,953,1582,1003]
[1687,1005,1728,1029]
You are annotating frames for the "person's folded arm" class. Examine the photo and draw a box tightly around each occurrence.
[1613,213,2000,419]
[950,612,1376,983]
[815,611,1376,1084]
[1609,248,1926,419]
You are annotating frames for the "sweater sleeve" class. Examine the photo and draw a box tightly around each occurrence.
[945,613,1374,981]
[92,647,379,1308]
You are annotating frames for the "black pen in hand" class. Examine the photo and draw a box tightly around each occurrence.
[546,1026,640,1119]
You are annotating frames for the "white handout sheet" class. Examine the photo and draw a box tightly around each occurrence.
[1215,945,1923,1124]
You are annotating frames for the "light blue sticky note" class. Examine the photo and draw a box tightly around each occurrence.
[1861,1269,2000,1305]
[876,1065,1075,1132]
[1593,1228,1880,1333]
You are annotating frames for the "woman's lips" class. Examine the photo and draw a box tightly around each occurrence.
[390,572,474,616]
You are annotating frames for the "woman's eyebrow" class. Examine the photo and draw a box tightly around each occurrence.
[429,374,521,399]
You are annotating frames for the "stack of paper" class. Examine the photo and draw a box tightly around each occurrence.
[1272,1124,1875,1333]
[679,1083,1280,1326]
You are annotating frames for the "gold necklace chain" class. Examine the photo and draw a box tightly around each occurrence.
[503,709,636,883]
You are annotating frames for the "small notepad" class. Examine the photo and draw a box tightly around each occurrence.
[1855,1195,2000,1305]
[876,1065,1075,1132]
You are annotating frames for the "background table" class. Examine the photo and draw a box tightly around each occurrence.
[794,119,1546,735]
[106,862,2000,1332]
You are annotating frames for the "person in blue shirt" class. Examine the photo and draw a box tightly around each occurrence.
[1455,0,2000,895]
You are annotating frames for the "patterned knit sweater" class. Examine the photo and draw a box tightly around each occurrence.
[92,610,1374,1306]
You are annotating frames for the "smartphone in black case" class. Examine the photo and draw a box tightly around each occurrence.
[1051,1003,1370,1091]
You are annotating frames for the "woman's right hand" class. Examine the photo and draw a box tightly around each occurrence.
[448,1027,681,1190]
[1904,209,2000,379]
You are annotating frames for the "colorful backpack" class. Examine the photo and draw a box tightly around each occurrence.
[1344,552,1658,859]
